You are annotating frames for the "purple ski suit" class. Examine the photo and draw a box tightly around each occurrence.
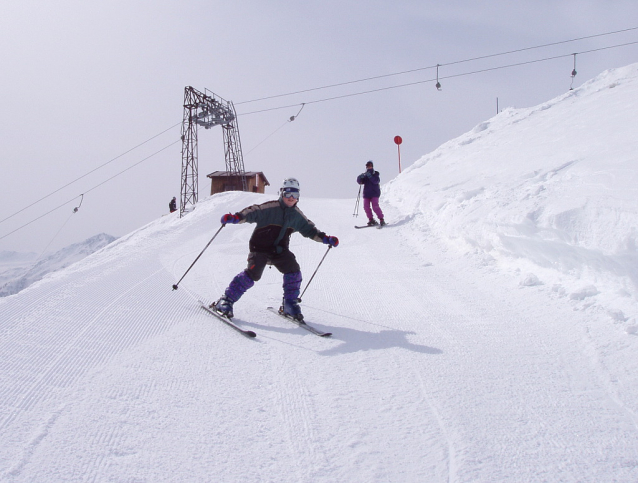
[356,168,384,222]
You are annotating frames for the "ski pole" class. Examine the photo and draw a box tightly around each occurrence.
[298,245,332,302]
[172,224,226,290]
[353,185,361,217]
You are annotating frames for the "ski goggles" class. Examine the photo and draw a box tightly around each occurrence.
[281,187,300,199]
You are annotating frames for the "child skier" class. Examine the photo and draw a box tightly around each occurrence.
[212,177,339,321]
[357,160,385,226]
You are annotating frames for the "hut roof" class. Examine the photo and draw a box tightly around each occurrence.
[206,171,270,186]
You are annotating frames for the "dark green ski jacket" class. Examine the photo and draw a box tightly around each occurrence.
[236,198,326,254]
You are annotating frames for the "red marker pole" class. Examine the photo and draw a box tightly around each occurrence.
[394,135,403,173]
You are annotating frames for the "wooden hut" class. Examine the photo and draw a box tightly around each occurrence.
[206,171,270,195]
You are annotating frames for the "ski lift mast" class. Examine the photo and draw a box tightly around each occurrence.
[180,86,247,216]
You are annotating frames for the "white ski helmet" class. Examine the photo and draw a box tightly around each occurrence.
[280,177,300,199]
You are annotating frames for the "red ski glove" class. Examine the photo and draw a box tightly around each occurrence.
[220,213,241,224]
[322,235,339,247]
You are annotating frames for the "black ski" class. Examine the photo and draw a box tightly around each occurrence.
[355,223,389,229]
[266,306,332,337]
[200,301,257,338]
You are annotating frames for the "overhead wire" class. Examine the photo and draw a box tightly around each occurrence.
[1,209,77,292]
[0,195,82,243]
[244,103,305,155]
[79,139,181,197]
[1,193,84,287]
[33,210,76,260]
[237,39,638,116]
[244,120,289,155]
[0,121,181,227]
[0,139,180,242]
[235,26,638,106]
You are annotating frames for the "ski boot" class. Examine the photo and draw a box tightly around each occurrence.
[367,219,378,226]
[211,296,234,318]
[210,271,255,318]
[379,219,386,226]
[281,271,304,321]
[281,298,304,321]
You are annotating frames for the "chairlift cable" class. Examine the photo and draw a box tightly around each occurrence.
[0,141,179,242]
[245,120,289,155]
[245,103,306,155]
[0,122,181,227]
[35,212,76,261]
[237,40,638,116]
[235,26,638,106]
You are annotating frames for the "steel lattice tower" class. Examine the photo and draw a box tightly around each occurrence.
[180,86,246,216]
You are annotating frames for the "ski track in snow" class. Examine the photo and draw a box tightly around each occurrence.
[0,219,195,478]
[0,193,635,481]
[0,193,636,481]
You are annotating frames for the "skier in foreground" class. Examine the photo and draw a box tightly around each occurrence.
[357,160,385,226]
[212,178,339,321]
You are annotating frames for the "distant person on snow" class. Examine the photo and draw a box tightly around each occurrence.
[211,177,339,321]
[169,197,177,213]
[357,160,385,226]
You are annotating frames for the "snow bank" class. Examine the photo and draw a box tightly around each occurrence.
[384,63,638,322]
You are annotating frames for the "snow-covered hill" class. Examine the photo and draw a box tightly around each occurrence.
[0,251,37,268]
[385,63,638,330]
[1,64,638,482]
[0,233,116,297]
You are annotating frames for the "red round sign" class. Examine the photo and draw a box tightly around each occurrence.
[394,135,403,145]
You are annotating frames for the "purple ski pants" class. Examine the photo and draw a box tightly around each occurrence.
[363,197,384,222]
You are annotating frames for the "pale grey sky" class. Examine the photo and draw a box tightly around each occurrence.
[1,0,637,253]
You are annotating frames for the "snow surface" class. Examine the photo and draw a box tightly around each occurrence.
[2,64,638,482]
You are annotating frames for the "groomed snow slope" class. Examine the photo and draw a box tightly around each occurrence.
[1,64,638,482]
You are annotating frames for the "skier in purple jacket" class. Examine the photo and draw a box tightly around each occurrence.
[356,160,385,226]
